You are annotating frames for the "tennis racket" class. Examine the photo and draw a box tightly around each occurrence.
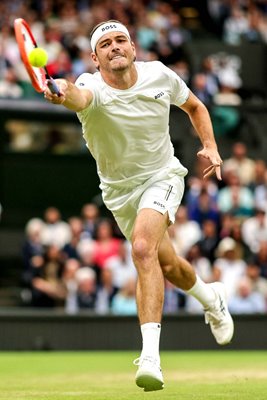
[14,18,60,96]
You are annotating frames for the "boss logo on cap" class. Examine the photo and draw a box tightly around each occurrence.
[101,24,117,32]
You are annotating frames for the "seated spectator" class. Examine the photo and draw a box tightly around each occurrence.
[241,208,267,254]
[197,219,220,263]
[104,240,137,290]
[41,206,71,249]
[80,202,100,239]
[169,205,202,257]
[22,218,45,287]
[188,188,220,227]
[252,159,266,191]
[213,69,242,106]
[62,258,81,314]
[186,173,218,219]
[92,218,122,270]
[213,237,247,301]
[229,276,266,314]
[222,142,256,187]
[111,278,137,316]
[95,268,118,315]
[254,169,267,213]
[0,67,23,99]
[75,267,97,310]
[191,72,212,105]
[62,216,84,260]
[228,218,252,261]
[76,238,99,282]
[223,5,249,45]
[217,170,254,218]
[31,244,65,308]
[246,261,267,306]
[254,241,267,279]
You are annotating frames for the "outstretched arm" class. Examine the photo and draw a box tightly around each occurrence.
[44,79,93,112]
[179,90,223,180]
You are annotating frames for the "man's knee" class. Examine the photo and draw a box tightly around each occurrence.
[132,237,156,263]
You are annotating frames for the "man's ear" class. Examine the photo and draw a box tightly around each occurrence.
[131,41,136,59]
[91,52,99,69]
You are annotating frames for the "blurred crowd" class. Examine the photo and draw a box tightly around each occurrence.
[1,0,267,101]
[20,141,267,315]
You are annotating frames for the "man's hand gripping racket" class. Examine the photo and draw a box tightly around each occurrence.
[14,18,60,96]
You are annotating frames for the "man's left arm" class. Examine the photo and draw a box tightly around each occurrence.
[179,90,223,180]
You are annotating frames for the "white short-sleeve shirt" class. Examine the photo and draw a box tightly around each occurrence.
[75,61,189,189]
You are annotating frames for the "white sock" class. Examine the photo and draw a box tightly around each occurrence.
[185,275,216,308]
[140,322,161,362]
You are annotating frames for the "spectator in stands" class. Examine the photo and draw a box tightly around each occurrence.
[223,142,256,187]
[197,219,220,263]
[185,168,218,220]
[246,260,267,307]
[241,208,267,254]
[213,237,247,301]
[249,159,266,192]
[80,202,100,239]
[31,244,65,308]
[62,258,80,314]
[92,218,122,270]
[191,73,212,105]
[223,5,249,45]
[0,67,23,98]
[253,240,267,279]
[229,276,266,314]
[22,218,45,287]
[228,218,252,261]
[217,169,254,218]
[41,206,71,249]
[62,216,84,260]
[76,238,99,282]
[75,266,97,310]
[254,168,267,213]
[188,187,220,227]
[170,205,202,257]
[95,267,118,314]
[104,240,137,291]
[111,277,137,315]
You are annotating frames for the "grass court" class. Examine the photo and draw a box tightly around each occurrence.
[0,350,266,399]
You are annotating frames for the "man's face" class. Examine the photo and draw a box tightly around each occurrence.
[91,32,136,72]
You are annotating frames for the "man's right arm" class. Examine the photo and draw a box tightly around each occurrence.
[44,79,93,112]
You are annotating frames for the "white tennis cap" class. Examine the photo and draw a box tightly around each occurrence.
[90,21,131,52]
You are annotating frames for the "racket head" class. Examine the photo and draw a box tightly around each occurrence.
[14,18,46,93]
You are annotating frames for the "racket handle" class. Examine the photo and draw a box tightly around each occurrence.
[46,77,61,96]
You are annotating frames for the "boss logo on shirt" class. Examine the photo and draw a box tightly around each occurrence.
[155,92,164,99]
[101,24,117,32]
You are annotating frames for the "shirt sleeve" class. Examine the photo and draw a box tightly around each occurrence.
[161,64,190,107]
[75,73,102,109]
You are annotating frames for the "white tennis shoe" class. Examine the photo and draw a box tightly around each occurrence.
[204,282,234,345]
[134,356,164,392]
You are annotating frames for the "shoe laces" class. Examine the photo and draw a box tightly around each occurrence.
[204,295,226,326]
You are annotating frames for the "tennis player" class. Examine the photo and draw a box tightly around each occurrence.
[44,20,234,392]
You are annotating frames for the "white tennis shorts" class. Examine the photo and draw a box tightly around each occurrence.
[100,158,188,240]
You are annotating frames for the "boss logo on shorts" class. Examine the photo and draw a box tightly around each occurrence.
[153,200,165,209]
[101,24,117,32]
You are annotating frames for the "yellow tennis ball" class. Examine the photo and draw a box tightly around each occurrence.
[28,48,48,67]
